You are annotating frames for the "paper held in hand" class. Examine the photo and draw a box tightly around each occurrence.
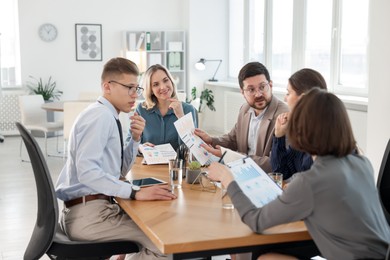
[139,143,177,165]
[174,112,217,165]
[227,157,283,208]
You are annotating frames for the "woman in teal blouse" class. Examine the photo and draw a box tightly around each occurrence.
[127,64,197,150]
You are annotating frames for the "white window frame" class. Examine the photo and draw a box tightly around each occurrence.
[228,0,369,97]
[0,0,22,89]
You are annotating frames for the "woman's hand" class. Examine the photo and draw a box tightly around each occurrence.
[207,162,235,188]
[274,112,289,138]
[168,98,185,118]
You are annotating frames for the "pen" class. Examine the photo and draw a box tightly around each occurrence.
[218,151,227,163]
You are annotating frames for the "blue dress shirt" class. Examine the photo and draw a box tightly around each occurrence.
[270,135,313,179]
[55,96,138,201]
[126,102,197,150]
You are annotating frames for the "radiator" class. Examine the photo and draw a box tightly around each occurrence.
[0,92,23,135]
[223,91,246,132]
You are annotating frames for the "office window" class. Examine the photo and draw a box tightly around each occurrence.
[0,0,21,88]
[229,0,369,97]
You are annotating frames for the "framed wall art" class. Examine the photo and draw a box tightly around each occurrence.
[75,24,102,61]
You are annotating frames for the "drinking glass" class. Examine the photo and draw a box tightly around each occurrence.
[169,159,183,190]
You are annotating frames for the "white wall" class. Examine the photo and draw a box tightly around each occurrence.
[18,0,186,101]
[186,0,228,95]
[366,0,390,176]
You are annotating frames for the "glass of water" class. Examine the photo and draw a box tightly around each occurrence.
[169,159,183,190]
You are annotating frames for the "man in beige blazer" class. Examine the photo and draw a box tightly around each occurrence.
[195,62,288,173]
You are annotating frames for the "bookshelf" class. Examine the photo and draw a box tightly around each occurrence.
[122,30,186,92]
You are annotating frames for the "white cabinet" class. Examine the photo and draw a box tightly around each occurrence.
[122,31,186,92]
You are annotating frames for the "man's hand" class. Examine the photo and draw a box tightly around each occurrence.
[135,184,177,201]
[200,143,222,157]
[194,128,212,144]
[168,98,184,118]
[130,112,145,142]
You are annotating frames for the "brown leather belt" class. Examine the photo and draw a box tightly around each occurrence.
[64,194,111,208]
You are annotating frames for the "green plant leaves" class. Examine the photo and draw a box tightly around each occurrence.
[26,76,63,101]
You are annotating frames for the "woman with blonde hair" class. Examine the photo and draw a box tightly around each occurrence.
[127,64,197,150]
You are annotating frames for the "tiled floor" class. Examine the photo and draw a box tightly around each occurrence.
[0,135,230,260]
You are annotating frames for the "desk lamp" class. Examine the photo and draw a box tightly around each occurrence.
[195,58,222,82]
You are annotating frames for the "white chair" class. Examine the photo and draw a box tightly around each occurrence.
[18,95,63,157]
[78,91,101,101]
[63,101,92,158]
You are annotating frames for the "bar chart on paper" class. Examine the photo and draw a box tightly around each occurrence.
[228,158,282,207]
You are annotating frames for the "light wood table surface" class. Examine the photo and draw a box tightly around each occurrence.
[116,157,312,259]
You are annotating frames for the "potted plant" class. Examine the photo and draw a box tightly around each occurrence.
[186,160,202,184]
[26,76,63,101]
[190,86,216,113]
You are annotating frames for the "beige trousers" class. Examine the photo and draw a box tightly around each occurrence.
[60,199,166,260]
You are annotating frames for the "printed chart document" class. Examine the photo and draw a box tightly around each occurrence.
[139,143,177,165]
[174,112,214,165]
[227,157,283,207]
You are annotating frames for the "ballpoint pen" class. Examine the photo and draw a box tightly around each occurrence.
[218,151,227,163]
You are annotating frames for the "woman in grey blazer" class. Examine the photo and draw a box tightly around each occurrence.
[207,88,390,260]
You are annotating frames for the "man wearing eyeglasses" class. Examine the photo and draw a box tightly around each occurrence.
[56,57,176,260]
[195,62,288,173]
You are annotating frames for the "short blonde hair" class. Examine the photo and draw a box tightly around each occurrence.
[141,64,178,110]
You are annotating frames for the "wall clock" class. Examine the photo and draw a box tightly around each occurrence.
[38,23,58,42]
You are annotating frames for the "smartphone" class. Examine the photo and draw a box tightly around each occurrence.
[131,177,167,187]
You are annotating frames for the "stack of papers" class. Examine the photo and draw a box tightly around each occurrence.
[139,143,177,165]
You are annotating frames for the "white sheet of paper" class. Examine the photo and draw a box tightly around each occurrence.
[227,157,283,207]
[139,143,177,165]
[174,112,213,165]
[220,146,246,164]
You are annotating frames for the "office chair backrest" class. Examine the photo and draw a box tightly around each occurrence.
[16,122,58,260]
[377,138,390,225]
[18,95,47,126]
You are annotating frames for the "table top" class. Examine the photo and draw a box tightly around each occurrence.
[41,101,65,112]
[116,158,311,255]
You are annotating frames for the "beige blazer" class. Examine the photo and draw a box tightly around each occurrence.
[211,95,288,173]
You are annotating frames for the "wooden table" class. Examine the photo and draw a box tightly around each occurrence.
[116,158,312,259]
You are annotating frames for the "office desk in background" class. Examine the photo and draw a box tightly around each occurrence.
[116,158,312,259]
[41,101,65,112]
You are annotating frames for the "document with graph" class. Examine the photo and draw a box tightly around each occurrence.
[227,157,283,207]
[174,112,214,165]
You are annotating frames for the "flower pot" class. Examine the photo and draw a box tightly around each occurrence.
[186,169,201,184]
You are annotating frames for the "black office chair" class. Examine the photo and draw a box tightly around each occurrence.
[377,138,390,225]
[386,244,390,260]
[16,122,140,260]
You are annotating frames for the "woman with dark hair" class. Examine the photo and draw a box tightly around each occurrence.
[271,68,327,179]
[207,88,390,260]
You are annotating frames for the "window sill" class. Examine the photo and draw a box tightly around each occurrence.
[204,80,368,113]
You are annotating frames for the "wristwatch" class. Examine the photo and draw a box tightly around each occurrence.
[130,185,140,200]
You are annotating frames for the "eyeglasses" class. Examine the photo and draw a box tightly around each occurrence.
[108,80,144,96]
[243,82,270,96]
